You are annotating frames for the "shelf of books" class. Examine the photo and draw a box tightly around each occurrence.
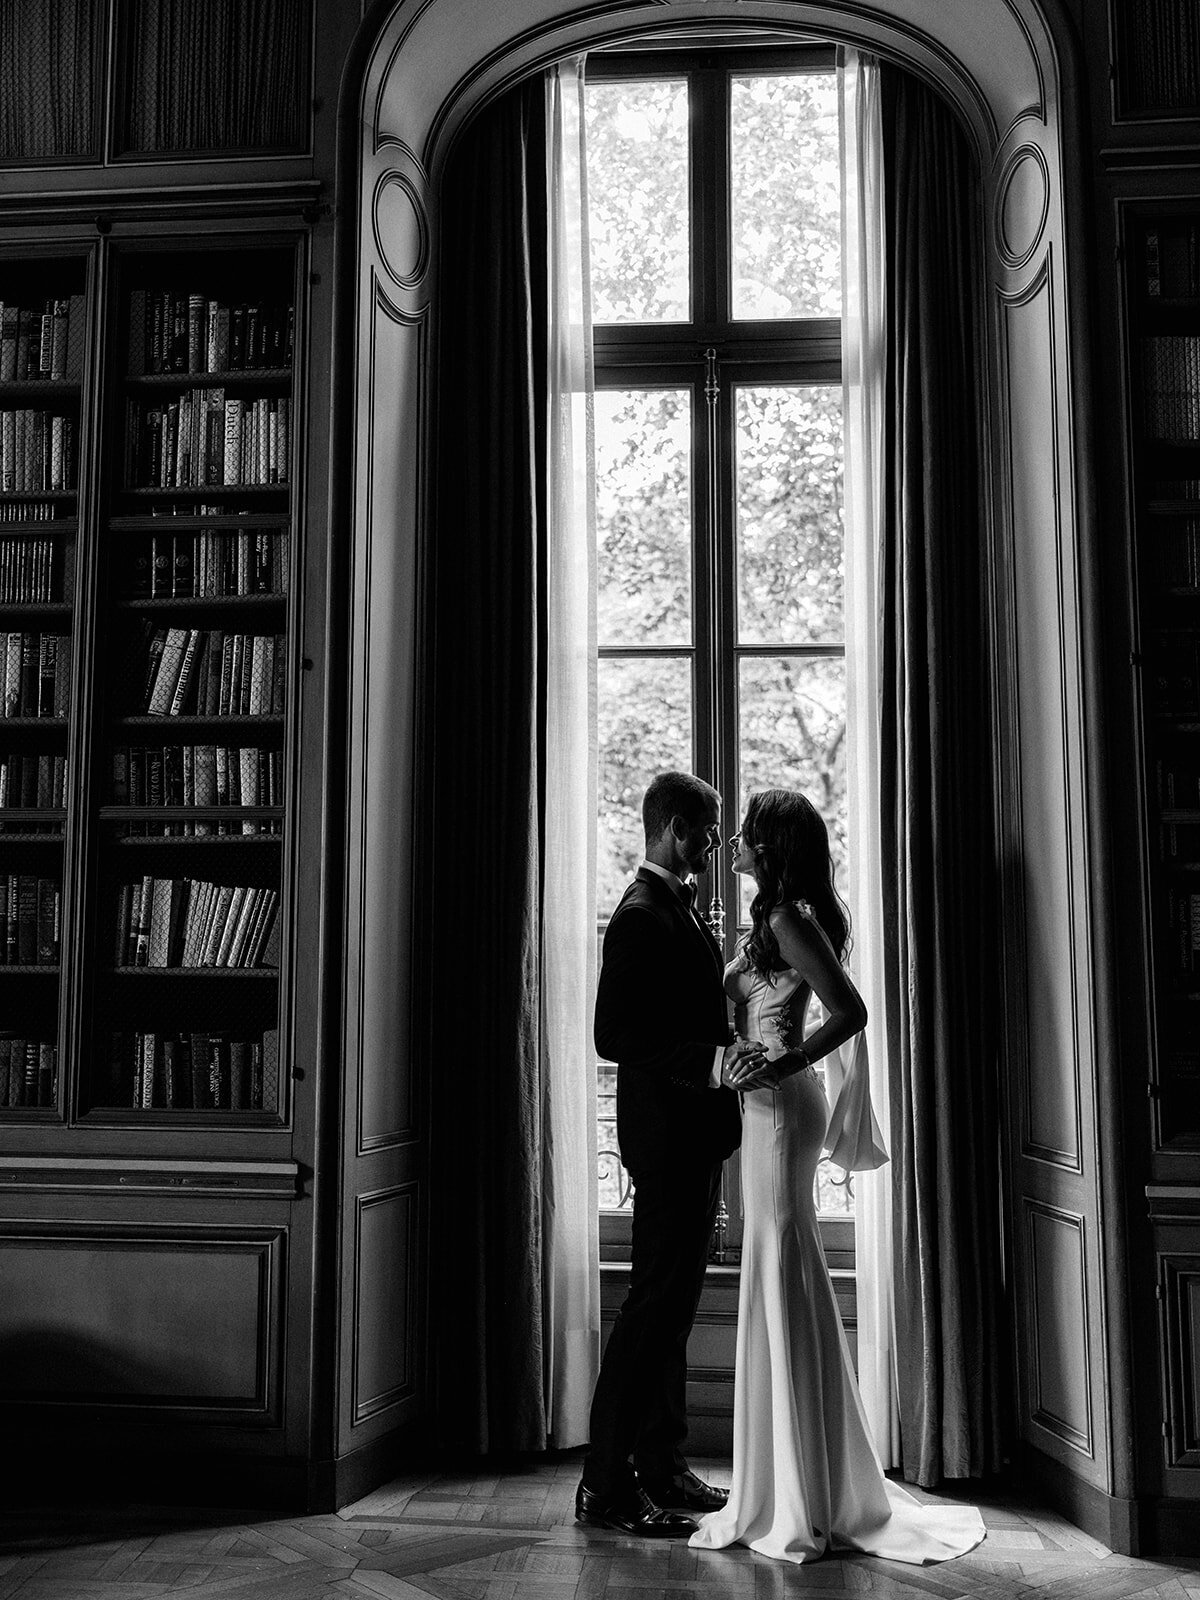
[1133,209,1200,1149]
[81,241,295,1124]
[0,252,88,1117]
[1113,0,1200,121]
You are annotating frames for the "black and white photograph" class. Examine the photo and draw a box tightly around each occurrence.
[0,1,1198,1596]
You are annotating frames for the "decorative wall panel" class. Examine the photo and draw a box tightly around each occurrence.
[0,1228,283,1420]
[1161,1255,1200,1470]
[353,1185,415,1422]
[1028,1202,1092,1453]
[1003,269,1083,1173]
[349,275,424,1156]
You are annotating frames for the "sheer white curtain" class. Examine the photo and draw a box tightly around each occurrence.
[839,48,900,1468]
[541,56,601,1448]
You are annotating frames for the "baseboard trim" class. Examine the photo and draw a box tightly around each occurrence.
[0,1419,436,1515]
[0,1432,309,1512]
[1141,1497,1200,1556]
[307,1418,433,1512]
[1017,1444,1139,1554]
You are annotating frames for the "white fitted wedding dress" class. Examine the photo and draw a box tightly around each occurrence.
[689,930,986,1566]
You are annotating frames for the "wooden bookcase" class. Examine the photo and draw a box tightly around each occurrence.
[1112,0,1200,122]
[1111,192,1200,1533]
[0,0,419,1518]
[0,249,89,1115]
[1126,206,1200,1155]
[83,240,299,1124]
[0,236,301,1129]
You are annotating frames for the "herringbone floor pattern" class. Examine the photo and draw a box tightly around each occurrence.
[1,1455,1197,1599]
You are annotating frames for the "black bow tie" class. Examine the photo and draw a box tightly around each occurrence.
[679,881,696,910]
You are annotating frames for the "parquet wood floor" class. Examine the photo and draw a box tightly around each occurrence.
[1,1456,1197,1600]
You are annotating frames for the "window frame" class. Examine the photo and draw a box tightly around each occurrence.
[588,46,852,1263]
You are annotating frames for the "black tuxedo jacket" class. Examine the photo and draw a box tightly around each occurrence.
[594,868,742,1175]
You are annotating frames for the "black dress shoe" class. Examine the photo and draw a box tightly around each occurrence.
[638,1470,729,1512]
[574,1481,697,1537]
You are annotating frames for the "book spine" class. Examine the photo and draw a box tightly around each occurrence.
[168,628,202,716]
[189,1033,210,1110]
[223,399,242,487]
[230,1039,249,1110]
[16,874,37,964]
[141,1032,156,1109]
[115,880,132,964]
[36,877,58,964]
[147,627,189,715]
[36,1042,55,1108]
[133,874,154,966]
[51,300,69,379]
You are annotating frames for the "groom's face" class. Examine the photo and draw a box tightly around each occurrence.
[677,798,722,878]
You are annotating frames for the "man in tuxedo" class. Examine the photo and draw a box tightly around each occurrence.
[575,772,765,1538]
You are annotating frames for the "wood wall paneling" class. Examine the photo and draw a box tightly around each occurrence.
[349,275,423,1157]
[337,148,431,1459]
[1027,1202,1093,1453]
[1160,1252,1200,1472]
[992,125,1112,1500]
[0,1227,285,1422]
[352,1184,415,1423]
[1003,268,1084,1173]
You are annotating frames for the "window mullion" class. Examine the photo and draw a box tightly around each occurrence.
[691,365,716,790]
[713,362,739,955]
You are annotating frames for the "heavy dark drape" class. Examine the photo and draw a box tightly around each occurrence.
[427,81,549,1454]
[878,66,1008,1485]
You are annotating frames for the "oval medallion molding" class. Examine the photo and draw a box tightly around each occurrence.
[372,169,431,294]
[995,141,1050,271]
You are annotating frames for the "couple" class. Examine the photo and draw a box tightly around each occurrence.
[574,772,985,1565]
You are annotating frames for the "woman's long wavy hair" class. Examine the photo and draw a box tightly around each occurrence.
[741,790,851,977]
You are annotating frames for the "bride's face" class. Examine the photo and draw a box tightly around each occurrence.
[729,826,758,876]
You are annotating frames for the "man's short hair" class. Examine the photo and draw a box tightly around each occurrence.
[643,772,720,845]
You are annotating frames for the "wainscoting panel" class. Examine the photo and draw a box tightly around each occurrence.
[352,1184,416,1424]
[1027,1202,1093,1454]
[336,145,432,1457]
[992,121,1110,1501]
[0,1227,284,1422]
[1159,1253,1200,1472]
[1003,267,1084,1178]
[347,273,424,1160]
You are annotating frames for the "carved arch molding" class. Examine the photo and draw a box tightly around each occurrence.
[339,0,1114,1496]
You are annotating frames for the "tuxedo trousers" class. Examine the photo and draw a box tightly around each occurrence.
[583,1158,723,1496]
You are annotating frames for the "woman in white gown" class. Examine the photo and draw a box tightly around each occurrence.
[689,790,985,1566]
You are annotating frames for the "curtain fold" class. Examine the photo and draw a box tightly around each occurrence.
[877,65,1008,1485]
[429,68,601,1456]
[430,80,550,1454]
[839,48,899,1469]
[541,57,601,1448]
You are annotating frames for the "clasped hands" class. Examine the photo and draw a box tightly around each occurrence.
[721,1034,779,1093]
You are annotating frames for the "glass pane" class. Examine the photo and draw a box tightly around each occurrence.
[585,79,690,322]
[596,390,692,646]
[731,73,840,320]
[736,384,843,644]
[737,655,847,920]
[597,656,692,913]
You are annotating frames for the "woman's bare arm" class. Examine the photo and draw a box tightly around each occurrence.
[729,904,866,1090]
